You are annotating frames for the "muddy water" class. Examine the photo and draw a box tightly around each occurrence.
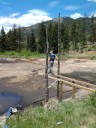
[0,93,22,115]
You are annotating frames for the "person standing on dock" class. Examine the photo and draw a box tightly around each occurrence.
[49,50,58,75]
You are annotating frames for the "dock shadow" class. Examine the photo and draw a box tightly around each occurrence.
[60,71,96,84]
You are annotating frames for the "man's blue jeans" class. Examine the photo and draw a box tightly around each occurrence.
[49,61,54,75]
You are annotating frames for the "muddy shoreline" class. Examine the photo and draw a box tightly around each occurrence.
[0,58,96,116]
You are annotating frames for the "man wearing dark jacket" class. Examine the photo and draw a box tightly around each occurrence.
[49,51,58,75]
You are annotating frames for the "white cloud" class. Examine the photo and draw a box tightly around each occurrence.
[49,1,59,7]
[28,9,49,16]
[9,13,20,18]
[87,0,96,2]
[70,13,83,19]
[89,12,96,17]
[64,6,79,10]
[0,9,52,32]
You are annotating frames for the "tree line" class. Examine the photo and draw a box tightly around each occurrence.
[0,15,96,53]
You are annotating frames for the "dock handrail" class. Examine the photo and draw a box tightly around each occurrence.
[48,75,96,100]
[54,74,96,87]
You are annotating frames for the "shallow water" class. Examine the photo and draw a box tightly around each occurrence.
[0,92,22,115]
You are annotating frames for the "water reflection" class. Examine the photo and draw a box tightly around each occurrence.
[0,92,22,115]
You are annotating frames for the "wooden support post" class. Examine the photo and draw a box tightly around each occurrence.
[45,26,49,102]
[59,81,63,101]
[72,86,76,99]
[57,12,61,99]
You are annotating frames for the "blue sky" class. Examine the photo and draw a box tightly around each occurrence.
[0,0,96,32]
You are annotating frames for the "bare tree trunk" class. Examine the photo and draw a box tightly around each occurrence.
[57,13,61,98]
[45,27,49,102]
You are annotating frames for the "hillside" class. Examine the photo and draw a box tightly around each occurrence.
[20,16,96,39]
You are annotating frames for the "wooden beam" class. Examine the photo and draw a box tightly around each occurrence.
[54,74,96,87]
[48,75,96,92]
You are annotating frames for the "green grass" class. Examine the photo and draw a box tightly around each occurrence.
[6,92,96,128]
[0,50,96,60]
[61,52,96,60]
[0,50,45,59]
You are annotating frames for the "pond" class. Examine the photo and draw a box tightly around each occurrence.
[0,92,22,115]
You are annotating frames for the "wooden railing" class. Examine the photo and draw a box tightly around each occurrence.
[54,74,96,87]
[48,75,96,100]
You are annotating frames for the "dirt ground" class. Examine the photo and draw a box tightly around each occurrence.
[0,58,96,125]
[0,58,96,101]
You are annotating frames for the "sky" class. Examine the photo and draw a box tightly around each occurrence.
[0,0,96,32]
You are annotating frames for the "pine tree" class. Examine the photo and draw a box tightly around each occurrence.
[17,25,22,52]
[71,21,79,51]
[78,26,85,53]
[37,21,46,53]
[78,15,87,53]
[11,24,18,51]
[48,22,53,51]
[90,15,96,49]
[61,23,70,53]
[29,29,36,52]
[82,14,87,49]
[27,34,30,50]
[51,22,58,53]
[94,23,96,50]
[7,29,13,51]
[0,26,7,52]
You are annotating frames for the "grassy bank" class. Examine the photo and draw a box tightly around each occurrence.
[0,50,45,59]
[0,50,96,60]
[61,51,96,60]
[5,93,96,128]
